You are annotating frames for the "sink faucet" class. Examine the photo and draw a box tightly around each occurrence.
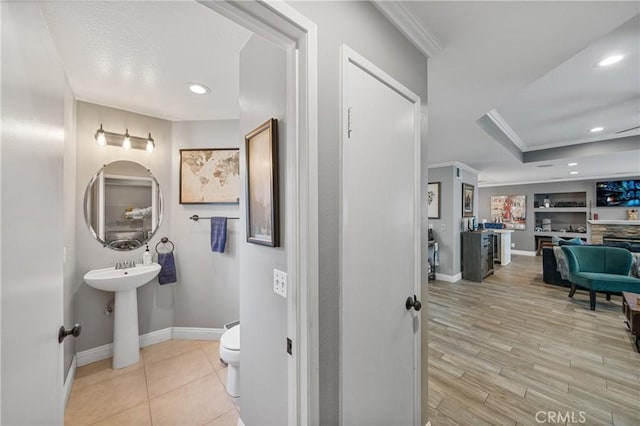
[115,261,137,270]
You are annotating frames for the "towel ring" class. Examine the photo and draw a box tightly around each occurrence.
[155,237,174,254]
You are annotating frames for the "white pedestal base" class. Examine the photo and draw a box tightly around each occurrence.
[112,289,140,369]
[226,365,240,397]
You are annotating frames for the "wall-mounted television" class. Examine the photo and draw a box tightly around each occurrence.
[596,180,640,207]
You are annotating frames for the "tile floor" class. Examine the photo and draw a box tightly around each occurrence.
[65,339,239,425]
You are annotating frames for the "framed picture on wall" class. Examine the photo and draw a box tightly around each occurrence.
[490,195,527,230]
[245,118,280,247]
[427,182,441,219]
[179,148,240,204]
[462,183,474,217]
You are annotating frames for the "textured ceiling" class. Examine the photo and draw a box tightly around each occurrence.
[41,1,252,121]
[406,1,640,185]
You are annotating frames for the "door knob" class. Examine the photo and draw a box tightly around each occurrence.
[58,324,81,343]
[405,295,422,311]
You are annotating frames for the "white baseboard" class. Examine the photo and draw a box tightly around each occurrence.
[76,327,222,367]
[435,272,461,283]
[237,417,245,426]
[172,327,225,341]
[140,327,172,348]
[63,355,77,408]
[77,343,113,367]
[511,250,536,257]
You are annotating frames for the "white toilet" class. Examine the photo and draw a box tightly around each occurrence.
[219,324,240,397]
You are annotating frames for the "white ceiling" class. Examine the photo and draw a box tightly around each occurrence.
[495,14,640,151]
[41,1,252,121]
[404,1,640,186]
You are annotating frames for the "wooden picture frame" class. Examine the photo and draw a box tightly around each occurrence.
[462,183,474,217]
[245,118,279,247]
[427,182,441,219]
[179,148,240,204]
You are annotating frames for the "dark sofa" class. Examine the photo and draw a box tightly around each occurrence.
[542,247,571,286]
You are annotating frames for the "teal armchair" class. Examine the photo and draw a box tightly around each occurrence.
[561,245,640,310]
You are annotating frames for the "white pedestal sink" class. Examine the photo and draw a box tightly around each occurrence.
[84,263,161,369]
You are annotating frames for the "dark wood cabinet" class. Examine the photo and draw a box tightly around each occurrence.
[461,231,494,282]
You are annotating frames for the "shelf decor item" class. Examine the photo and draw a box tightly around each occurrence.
[427,182,441,219]
[490,195,526,230]
[462,183,474,217]
[245,118,279,247]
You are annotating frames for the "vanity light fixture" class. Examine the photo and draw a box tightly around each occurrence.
[146,133,155,153]
[122,129,132,150]
[95,124,107,146]
[94,124,156,152]
[597,54,624,67]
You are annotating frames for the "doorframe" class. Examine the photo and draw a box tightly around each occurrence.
[339,45,422,424]
[198,1,319,424]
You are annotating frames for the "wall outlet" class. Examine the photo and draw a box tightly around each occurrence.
[273,269,287,298]
[511,243,516,248]
[440,224,446,230]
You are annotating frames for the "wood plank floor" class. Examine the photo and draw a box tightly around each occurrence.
[427,255,640,426]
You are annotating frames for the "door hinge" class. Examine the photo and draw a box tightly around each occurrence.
[347,107,353,139]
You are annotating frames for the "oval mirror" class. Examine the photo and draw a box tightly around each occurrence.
[84,161,163,251]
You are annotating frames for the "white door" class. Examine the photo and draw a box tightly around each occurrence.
[341,47,421,425]
[1,2,65,424]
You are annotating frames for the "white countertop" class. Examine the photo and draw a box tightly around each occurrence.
[492,229,514,234]
[588,220,640,225]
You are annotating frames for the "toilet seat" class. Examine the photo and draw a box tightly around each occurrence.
[221,325,239,351]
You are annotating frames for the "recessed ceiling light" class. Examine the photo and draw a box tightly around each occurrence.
[597,54,624,67]
[590,127,604,133]
[186,82,210,95]
[568,162,578,167]
[570,171,579,175]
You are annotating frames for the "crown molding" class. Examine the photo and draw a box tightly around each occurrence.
[427,161,480,176]
[372,1,442,58]
[477,172,640,188]
[486,109,526,151]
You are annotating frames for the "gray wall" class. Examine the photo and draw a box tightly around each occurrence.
[428,167,456,276]
[74,101,174,352]
[170,120,240,328]
[238,35,288,425]
[478,176,640,251]
[428,165,479,278]
[289,2,429,423]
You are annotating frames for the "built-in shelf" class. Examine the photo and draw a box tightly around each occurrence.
[534,231,588,238]
[534,192,588,240]
[533,207,587,213]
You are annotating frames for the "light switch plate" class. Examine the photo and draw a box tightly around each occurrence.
[273,269,287,298]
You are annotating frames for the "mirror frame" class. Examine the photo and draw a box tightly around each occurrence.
[83,161,163,251]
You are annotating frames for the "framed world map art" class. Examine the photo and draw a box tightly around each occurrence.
[179,148,240,204]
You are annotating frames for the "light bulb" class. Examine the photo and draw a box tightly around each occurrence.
[122,129,131,149]
[95,124,106,146]
[146,133,155,153]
